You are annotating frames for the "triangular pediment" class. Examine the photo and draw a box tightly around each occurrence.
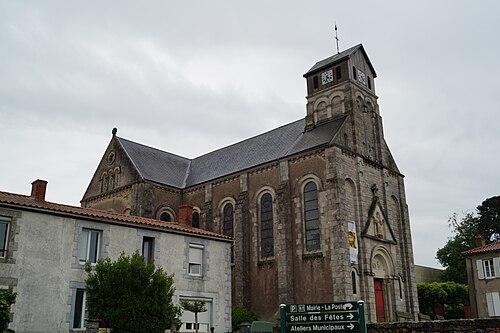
[362,197,396,244]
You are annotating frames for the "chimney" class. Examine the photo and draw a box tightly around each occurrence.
[31,179,48,202]
[474,235,486,248]
[178,204,193,226]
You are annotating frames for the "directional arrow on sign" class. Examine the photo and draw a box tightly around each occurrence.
[347,323,355,330]
[347,313,354,320]
[342,303,353,310]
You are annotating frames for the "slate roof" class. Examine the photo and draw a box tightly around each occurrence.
[0,190,231,241]
[304,43,377,78]
[117,115,347,189]
[462,240,500,256]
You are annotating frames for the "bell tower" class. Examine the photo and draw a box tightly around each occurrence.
[303,44,385,163]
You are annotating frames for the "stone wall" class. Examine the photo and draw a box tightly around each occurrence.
[367,318,500,333]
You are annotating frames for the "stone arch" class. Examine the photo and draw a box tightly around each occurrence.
[192,206,201,228]
[351,267,360,296]
[313,96,329,110]
[328,91,345,104]
[370,246,395,278]
[113,166,121,187]
[100,172,108,192]
[156,206,176,222]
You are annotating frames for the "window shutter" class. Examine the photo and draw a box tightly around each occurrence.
[477,260,485,279]
[493,258,500,278]
[493,292,500,316]
[487,293,494,316]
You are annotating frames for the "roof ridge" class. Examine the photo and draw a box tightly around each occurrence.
[192,118,304,161]
[117,137,191,162]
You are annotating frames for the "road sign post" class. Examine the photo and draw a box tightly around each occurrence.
[282,301,365,333]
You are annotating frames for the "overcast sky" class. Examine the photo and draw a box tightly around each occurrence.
[1,1,499,268]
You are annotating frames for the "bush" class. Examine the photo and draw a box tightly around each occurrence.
[85,252,179,333]
[417,282,468,319]
[0,288,16,332]
[232,306,258,331]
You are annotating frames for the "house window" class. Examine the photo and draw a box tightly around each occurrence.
[313,76,319,89]
[484,259,496,279]
[352,66,357,80]
[142,237,155,264]
[188,244,204,277]
[73,289,87,329]
[304,181,320,251]
[486,292,500,317]
[0,216,10,258]
[192,211,200,228]
[367,76,372,89]
[260,193,274,258]
[79,229,101,264]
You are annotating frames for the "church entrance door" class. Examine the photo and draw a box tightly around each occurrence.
[374,278,385,322]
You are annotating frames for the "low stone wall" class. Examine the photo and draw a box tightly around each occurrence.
[367,318,500,333]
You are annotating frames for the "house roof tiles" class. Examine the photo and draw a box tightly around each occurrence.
[462,240,500,256]
[0,190,231,242]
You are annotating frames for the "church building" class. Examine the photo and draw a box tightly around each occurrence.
[81,44,419,323]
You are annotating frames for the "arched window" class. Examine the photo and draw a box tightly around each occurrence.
[260,193,274,257]
[304,181,320,251]
[192,211,200,228]
[160,212,173,222]
[222,203,234,237]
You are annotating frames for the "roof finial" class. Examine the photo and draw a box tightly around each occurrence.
[334,22,340,54]
[112,128,117,137]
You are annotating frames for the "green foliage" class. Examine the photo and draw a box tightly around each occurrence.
[437,196,500,284]
[180,300,207,333]
[436,235,469,284]
[232,306,258,331]
[476,195,500,241]
[180,300,207,314]
[0,288,16,332]
[417,282,468,319]
[85,252,179,333]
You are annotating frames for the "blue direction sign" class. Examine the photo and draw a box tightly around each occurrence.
[286,302,358,314]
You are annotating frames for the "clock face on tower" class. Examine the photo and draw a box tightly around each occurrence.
[357,69,367,85]
[321,69,333,85]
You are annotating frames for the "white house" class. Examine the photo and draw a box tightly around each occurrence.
[0,180,232,333]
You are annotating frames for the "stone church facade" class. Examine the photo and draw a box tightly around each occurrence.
[81,44,419,323]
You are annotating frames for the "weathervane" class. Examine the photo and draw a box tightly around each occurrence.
[334,23,340,54]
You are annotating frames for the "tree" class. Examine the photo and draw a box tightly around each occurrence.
[417,282,468,319]
[0,288,16,332]
[85,252,179,333]
[437,196,500,284]
[231,306,258,331]
[436,213,476,284]
[476,195,500,241]
[180,300,207,333]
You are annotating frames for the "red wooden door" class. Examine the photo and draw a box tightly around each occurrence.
[374,279,385,322]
